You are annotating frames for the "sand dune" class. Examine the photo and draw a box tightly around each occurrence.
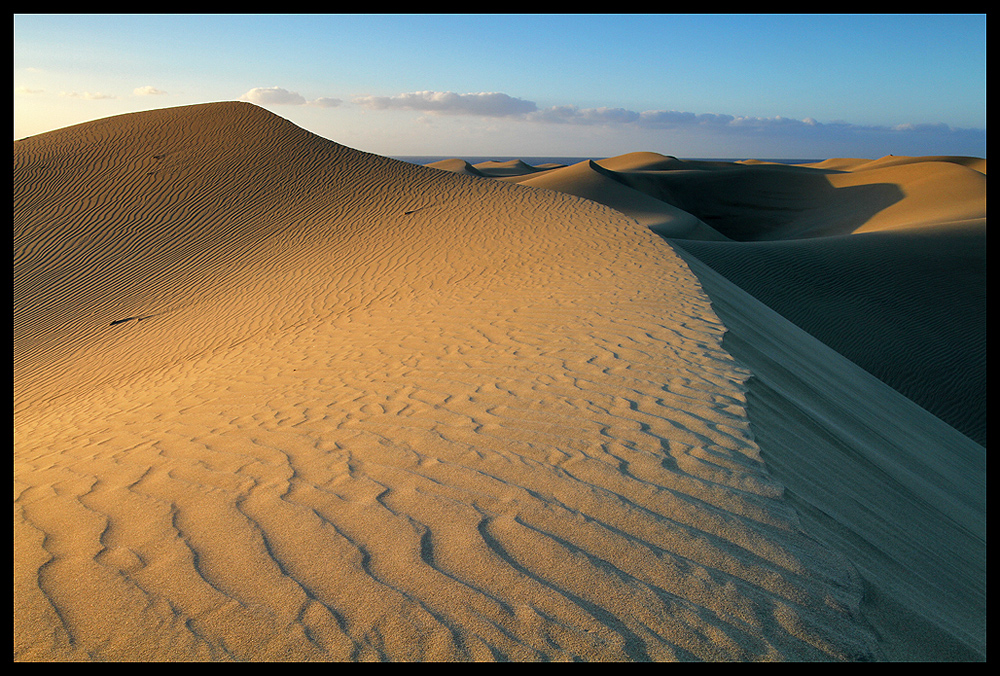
[463,152,987,444]
[14,102,985,661]
[513,160,729,241]
[472,159,559,177]
[424,158,488,177]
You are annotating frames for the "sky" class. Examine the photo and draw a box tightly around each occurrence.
[13,13,987,159]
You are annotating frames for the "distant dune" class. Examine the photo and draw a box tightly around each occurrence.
[14,102,985,661]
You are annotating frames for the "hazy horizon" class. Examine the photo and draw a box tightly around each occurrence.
[14,14,987,159]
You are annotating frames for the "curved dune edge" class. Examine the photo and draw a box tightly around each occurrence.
[672,248,986,661]
[14,103,984,662]
[424,158,488,177]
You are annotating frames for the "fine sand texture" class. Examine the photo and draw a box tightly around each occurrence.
[14,102,985,661]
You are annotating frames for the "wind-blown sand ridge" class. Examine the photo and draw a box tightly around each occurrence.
[14,102,985,661]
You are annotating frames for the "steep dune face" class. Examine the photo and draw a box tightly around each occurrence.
[816,159,986,234]
[594,162,904,241]
[673,249,986,662]
[673,223,987,445]
[15,103,898,661]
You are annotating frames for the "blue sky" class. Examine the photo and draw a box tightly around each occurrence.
[13,14,987,159]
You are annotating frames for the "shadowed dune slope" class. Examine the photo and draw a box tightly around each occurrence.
[672,224,986,445]
[586,155,985,240]
[13,103,985,662]
[672,248,985,662]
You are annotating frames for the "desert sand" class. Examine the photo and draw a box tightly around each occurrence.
[13,102,985,662]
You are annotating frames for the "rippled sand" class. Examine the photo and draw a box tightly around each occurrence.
[14,102,985,661]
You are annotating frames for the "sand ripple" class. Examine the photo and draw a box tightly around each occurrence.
[14,103,983,661]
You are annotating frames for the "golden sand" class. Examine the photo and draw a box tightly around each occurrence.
[13,102,985,661]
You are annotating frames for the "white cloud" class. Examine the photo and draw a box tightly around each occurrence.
[525,106,812,131]
[522,105,579,123]
[634,110,700,127]
[353,91,537,117]
[133,85,167,96]
[891,122,951,134]
[241,87,342,108]
[347,88,985,155]
[60,91,116,100]
[240,86,308,106]
[526,106,645,125]
[309,97,342,108]
[232,84,983,157]
[15,86,44,95]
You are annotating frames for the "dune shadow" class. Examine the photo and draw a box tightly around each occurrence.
[669,245,987,661]
[667,225,987,447]
[604,164,906,240]
[630,161,987,444]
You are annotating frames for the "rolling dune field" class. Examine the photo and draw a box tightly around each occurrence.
[13,102,986,661]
